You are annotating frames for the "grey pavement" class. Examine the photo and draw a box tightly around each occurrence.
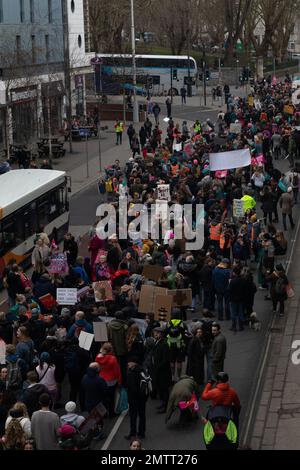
[249,221,300,450]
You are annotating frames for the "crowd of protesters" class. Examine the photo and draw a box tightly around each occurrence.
[0,75,298,450]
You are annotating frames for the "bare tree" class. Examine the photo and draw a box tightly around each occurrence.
[224,0,253,62]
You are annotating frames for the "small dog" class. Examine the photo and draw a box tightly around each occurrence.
[249,312,261,331]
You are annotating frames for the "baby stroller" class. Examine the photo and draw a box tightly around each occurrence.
[203,406,238,451]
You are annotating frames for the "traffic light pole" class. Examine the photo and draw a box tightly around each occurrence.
[203,61,207,106]
[171,66,173,104]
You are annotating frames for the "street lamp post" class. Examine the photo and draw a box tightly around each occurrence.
[130,0,139,124]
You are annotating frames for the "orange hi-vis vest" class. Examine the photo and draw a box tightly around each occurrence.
[210,223,222,241]
[171,164,179,176]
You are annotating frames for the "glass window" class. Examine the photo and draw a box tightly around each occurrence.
[71,0,75,13]
[16,36,21,64]
[20,0,24,22]
[1,214,23,252]
[23,202,38,239]
[78,34,82,48]
[45,34,50,62]
[0,0,3,23]
[48,0,52,23]
[30,0,34,22]
[37,195,50,228]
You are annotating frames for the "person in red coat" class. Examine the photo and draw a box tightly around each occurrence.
[95,342,122,418]
[201,372,241,420]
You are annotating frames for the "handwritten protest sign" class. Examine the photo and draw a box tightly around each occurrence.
[167,289,192,307]
[139,285,168,313]
[233,199,245,218]
[157,184,170,201]
[48,253,68,274]
[154,295,172,322]
[230,123,242,134]
[93,281,113,302]
[57,288,78,305]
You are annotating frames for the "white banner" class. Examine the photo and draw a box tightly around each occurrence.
[209,149,251,171]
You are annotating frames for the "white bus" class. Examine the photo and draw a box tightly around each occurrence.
[98,54,198,96]
[0,169,69,277]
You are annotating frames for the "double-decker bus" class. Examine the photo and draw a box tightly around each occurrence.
[0,169,69,276]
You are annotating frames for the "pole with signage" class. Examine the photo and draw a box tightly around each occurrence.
[91,56,103,173]
[85,133,89,178]
[130,0,139,124]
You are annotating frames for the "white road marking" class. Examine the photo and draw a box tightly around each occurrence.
[101,410,128,450]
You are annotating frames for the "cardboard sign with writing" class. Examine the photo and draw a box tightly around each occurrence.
[157,184,170,201]
[233,199,245,218]
[79,331,94,351]
[138,285,168,313]
[48,253,69,274]
[248,96,254,107]
[167,289,192,307]
[56,288,78,306]
[154,295,172,322]
[93,322,108,342]
[142,265,164,282]
[93,281,113,302]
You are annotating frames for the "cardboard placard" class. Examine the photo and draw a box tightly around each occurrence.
[154,295,172,322]
[167,289,192,307]
[248,96,254,107]
[93,281,113,302]
[142,265,164,282]
[138,285,168,313]
[79,331,94,351]
[93,322,108,342]
[233,199,245,218]
[48,253,69,274]
[56,288,78,306]
[157,184,170,201]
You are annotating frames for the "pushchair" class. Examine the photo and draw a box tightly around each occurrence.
[203,405,238,451]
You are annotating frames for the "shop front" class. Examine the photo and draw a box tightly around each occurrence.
[41,81,64,136]
[10,86,38,145]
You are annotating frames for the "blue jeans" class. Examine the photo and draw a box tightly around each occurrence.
[230,302,244,330]
[216,292,230,320]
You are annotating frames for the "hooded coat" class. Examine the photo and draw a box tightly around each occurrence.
[107,318,128,356]
[166,376,198,422]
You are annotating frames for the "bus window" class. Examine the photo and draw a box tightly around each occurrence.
[1,215,23,251]
[37,195,49,228]
[23,202,38,239]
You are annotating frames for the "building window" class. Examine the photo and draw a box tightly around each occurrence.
[78,34,82,48]
[31,35,36,63]
[20,0,24,22]
[48,0,52,23]
[45,34,50,62]
[71,0,75,13]
[16,35,21,64]
[30,0,34,22]
[0,0,3,23]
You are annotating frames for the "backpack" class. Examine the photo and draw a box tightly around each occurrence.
[7,359,23,390]
[140,370,152,399]
[275,277,287,295]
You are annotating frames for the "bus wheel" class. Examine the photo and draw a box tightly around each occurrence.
[169,88,178,96]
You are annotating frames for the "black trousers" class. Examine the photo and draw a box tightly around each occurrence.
[282,213,294,230]
[68,372,83,403]
[128,398,146,436]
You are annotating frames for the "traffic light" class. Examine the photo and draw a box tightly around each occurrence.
[198,72,203,81]
[173,68,178,80]
[147,76,153,89]
[205,69,210,81]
